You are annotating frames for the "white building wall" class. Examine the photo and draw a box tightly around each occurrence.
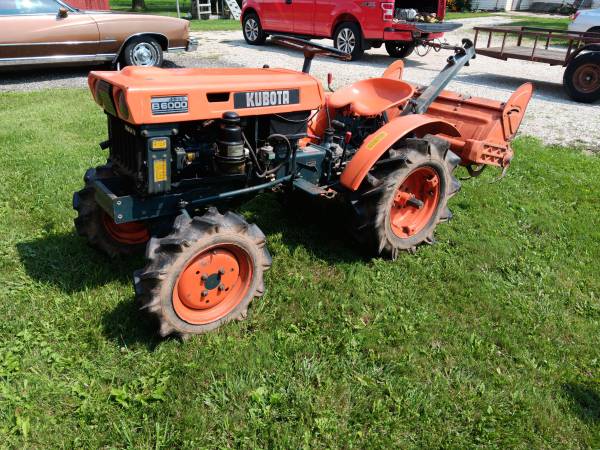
[470,0,600,10]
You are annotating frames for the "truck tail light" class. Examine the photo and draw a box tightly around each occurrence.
[381,2,394,22]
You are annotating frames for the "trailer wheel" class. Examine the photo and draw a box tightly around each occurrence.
[563,52,600,103]
[73,166,150,257]
[385,41,415,58]
[134,208,271,338]
[333,22,364,61]
[350,135,461,258]
[243,12,267,45]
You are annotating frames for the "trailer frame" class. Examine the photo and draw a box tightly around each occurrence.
[473,25,600,102]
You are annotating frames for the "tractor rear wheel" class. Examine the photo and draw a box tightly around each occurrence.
[350,135,461,258]
[73,166,150,257]
[134,208,271,338]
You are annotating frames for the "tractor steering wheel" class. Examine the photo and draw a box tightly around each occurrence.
[271,35,351,73]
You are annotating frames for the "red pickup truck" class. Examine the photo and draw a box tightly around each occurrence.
[241,0,461,60]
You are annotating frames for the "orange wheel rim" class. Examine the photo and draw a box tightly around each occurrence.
[389,166,441,239]
[573,63,600,93]
[173,244,253,325]
[102,213,150,245]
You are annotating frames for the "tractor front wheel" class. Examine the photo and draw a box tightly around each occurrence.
[73,167,150,257]
[351,136,461,258]
[134,208,271,338]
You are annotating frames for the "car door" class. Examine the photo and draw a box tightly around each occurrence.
[312,0,336,37]
[0,0,101,65]
[292,0,314,35]
[259,0,293,32]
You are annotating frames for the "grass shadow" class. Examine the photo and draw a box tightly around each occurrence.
[101,295,170,350]
[16,231,143,293]
[241,192,370,265]
[563,381,600,424]
[16,195,366,346]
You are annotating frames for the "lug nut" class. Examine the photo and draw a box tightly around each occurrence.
[218,268,225,275]
[201,290,209,297]
[218,284,225,291]
[200,274,207,281]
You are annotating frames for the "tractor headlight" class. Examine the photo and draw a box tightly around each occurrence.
[115,90,130,120]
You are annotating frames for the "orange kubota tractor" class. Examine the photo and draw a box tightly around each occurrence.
[74,37,532,338]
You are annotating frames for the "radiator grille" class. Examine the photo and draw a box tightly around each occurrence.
[108,116,144,181]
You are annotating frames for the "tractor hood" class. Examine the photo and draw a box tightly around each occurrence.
[88,66,325,125]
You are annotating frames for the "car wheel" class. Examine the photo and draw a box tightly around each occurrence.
[385,41,415,58]
[563,52,600,103]
[333,22,364,61]
[243,13,267,45]
[123,37,163,67]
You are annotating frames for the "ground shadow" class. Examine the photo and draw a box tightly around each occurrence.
[563,382,600,424]
[453,71,598,105]
[219,37,428,70]
[241,192,370,265]
[0,64,105,89]
[101,295,170,350]
[16,231,143,294]
[16,194,367,347]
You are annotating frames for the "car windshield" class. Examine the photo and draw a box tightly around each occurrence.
[0,0,62,14]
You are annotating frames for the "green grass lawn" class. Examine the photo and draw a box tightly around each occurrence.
[509,16,570,30]
[446,11,498,19]
[0,88,599,448]
[109,0,241,31]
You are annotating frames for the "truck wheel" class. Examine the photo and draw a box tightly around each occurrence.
[73,166,150,257]
[350,136,461,259]
[563,52,600,103]
[243,13,267,45]
[333,22,364,61]
[122,37,163,67]
[134,208,271,338]
[385,41,415,58]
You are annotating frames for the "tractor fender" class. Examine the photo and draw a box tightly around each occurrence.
[340,115,461,191]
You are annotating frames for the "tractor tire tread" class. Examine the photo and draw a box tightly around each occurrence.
[135,209,271,338]
[73,164,146,258]
[350,135,460,258]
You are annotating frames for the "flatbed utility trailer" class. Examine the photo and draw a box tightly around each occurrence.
[473,25,600,103]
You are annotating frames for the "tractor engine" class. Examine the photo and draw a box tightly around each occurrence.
[105,109,311,196]
[89,66,329,198]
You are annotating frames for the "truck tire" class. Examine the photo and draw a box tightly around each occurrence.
[122,36,163,67]
[134,208,271,338]
[333,22,364,61]
[243,12,267,45]
[349,136,461,259]
[385,41,415,58]
[563,52,600,103]
[73,166,150,257]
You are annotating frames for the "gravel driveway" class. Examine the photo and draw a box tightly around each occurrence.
[2,16,598,150]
